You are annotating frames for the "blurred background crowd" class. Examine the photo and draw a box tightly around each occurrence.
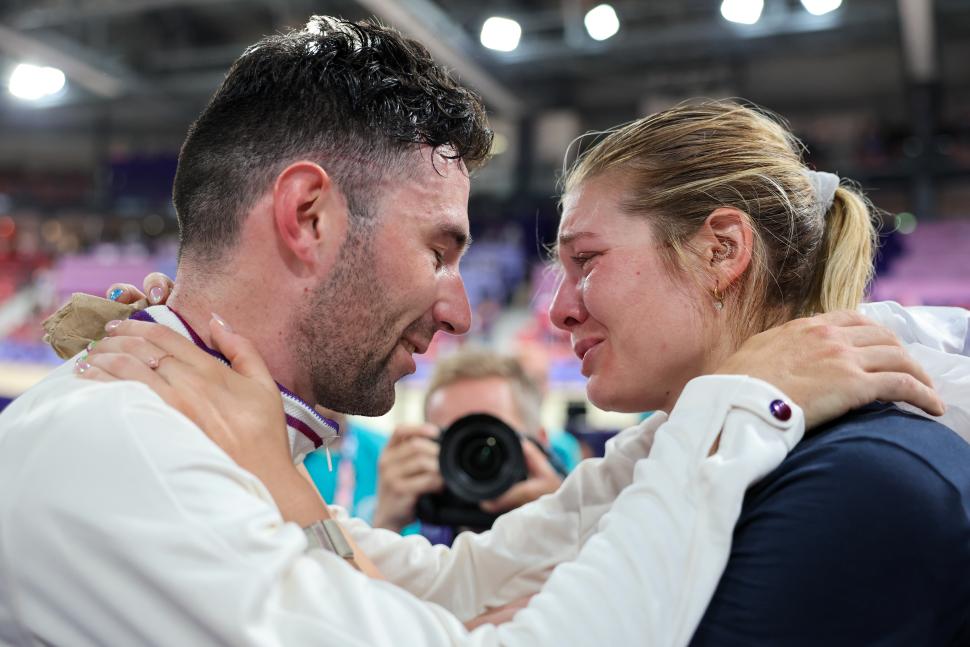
[1,0,969,471]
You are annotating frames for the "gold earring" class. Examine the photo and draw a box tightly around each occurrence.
[713,284,724,311]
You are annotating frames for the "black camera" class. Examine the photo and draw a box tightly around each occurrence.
[415,413,528,532]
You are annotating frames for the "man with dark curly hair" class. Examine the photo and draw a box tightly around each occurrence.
[2,15,964,647]
[170,16,492,418]
[0,16,507,646]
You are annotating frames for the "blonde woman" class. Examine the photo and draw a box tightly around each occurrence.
[30,101,970,645]
[548,101,969,644]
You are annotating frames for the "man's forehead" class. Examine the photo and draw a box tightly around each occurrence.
[396,144,468,178]
[386,146,469,189]
[374,154,470,239]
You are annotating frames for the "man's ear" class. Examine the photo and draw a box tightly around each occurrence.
[271,161,348,274]
[690,207,754,291]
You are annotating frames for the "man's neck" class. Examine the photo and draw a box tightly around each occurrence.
[167,283,314,402]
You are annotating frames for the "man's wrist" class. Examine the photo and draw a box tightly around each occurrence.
[265,467,330,527]
[303,519,360,570]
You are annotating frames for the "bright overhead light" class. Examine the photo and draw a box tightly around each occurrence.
[801,0,842,16]
[8,63,66,101]
[584,4,620,41]
[480,16,522,52]
[720,0,764,25]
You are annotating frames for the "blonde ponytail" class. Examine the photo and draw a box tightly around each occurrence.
[807,185,878,314]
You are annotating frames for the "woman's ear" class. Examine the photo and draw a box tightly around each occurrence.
[692,207,754,291]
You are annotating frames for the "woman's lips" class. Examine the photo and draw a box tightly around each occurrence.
[573,338,604,361]
[579,340,603,376]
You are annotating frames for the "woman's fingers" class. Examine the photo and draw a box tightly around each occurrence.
[143,272,175,305]
[208,314,276,391]
[79,351,178,401]
[103,319,216,371]
[86,335,170,370]
[106,283,145,304]
[73,359,118,383]
[104,272,173,305]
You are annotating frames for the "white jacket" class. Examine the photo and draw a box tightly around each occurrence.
[0,302,965,646]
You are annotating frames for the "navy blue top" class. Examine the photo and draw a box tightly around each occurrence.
[690,404,970,646]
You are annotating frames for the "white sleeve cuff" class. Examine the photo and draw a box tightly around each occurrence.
[665,374,804,465]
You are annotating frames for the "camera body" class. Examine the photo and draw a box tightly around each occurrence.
[416,413,528,532]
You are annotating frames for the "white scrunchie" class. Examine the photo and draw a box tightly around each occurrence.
[806,170,839,214]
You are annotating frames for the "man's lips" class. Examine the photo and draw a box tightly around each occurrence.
[401,337,430,355]
[573,338,604,361]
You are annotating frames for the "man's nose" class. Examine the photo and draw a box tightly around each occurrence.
[434,272,471,335]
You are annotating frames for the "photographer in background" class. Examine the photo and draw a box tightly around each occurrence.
[372,348,567,544]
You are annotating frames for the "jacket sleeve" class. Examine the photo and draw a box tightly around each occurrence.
[343,376,803,641]
[860,300,970,441]
[7,376,801,647]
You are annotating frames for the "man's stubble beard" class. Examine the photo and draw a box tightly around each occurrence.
[290,227,404,416]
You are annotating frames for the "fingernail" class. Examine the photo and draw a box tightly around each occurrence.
[75,359,91,375]
[105,320,121,333]
[149,286,164,304]
[210,312,233,333]
[107,287,125,302]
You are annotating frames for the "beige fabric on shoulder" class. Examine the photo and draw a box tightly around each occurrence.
[42,293,148,359]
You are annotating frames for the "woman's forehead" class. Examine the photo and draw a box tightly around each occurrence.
[558,181,627,239]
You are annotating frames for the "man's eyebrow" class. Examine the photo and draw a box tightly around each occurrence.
[438,223,472,253]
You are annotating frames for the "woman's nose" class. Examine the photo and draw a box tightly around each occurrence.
[549,274,586,331]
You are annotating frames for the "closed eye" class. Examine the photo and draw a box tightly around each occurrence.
[571,252,598,269]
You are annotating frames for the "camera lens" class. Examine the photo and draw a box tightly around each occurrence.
[459,435,504,481]
[437,413,528,503]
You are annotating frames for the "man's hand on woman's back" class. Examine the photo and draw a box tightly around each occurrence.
[715,309,945,429]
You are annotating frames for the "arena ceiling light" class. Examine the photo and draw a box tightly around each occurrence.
[720,0,764,25]
[480,16,522,52]
[8,63,65,100]
[801,0,843,16]
[584,4,620,41]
